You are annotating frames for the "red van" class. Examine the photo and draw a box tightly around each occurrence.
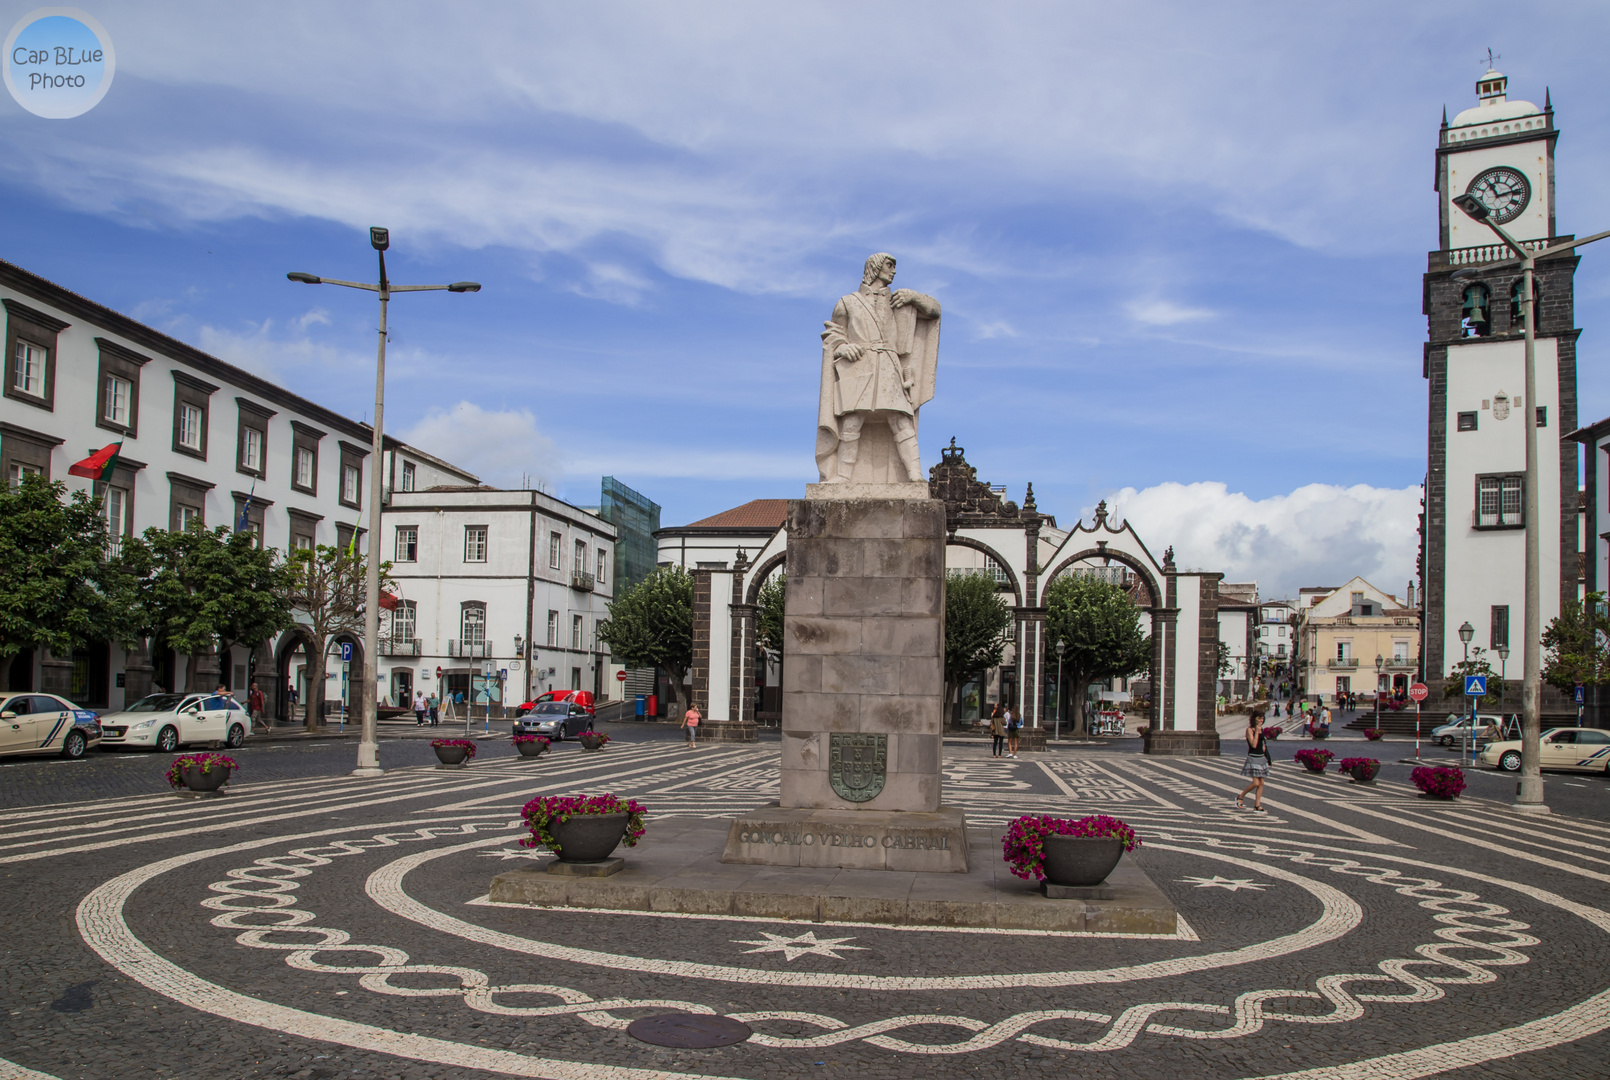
[516,690,595,717]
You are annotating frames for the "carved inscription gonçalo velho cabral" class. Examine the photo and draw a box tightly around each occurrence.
[828,732,887,802]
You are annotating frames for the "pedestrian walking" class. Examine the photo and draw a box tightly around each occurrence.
[413,690,427,726]
[681,703,701,748]
[427,691,439,726]
[247,681,267,733]
[1237,710,1271,812]
[988,706,1006,758]
[1005,706,1020,758]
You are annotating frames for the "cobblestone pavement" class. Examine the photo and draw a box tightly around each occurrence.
[3,738,1609,1079]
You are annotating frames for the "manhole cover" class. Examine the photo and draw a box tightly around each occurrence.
[627,1013,752,1048]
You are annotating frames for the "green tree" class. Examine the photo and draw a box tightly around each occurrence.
[1442,646,1507,701]
[1217,640,1234,678]
[122,524,296,694]
[1044,572,1151,736]
[275,544,389,731]
[756,571,786,655]
[597,564,695,711]
[0,475,139,664]
[944,571,1012,721]
[1543,592,1610,693]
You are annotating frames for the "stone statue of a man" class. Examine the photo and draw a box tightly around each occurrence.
[815,253,941,485]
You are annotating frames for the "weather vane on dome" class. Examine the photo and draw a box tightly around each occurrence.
[1482,48,1501,71]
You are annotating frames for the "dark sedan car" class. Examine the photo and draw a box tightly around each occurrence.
[514,701,593,741]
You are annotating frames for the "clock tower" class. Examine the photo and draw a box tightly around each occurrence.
[1421,67,1579,682]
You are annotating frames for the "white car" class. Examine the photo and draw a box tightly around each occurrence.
[0,693,102,759]
[97,692,249,752]
[1480,727,1610,774]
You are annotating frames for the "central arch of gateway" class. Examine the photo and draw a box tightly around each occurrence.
[676,441,1224,756]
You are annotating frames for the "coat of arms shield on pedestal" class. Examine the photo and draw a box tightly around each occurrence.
[828,732,887,802]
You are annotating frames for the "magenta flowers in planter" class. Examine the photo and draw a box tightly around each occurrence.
[430,738,477,766]
[1412,765,1466,799]
[165,753,239,791]
[1337,756,1380,783]
[1364,729,1385,741]
[1264,726,1283,740]
[1001,814,1141,881]
[1294,748,1334,773]
[520,793,647,857]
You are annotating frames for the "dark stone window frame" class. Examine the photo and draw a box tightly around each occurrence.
[338,440,369,511]
[0,421,64,483]
[167,470,215,532]
[231,490,273,549]
[171,371,220,461]
[1473,471,1525,531]
[334,521,367,556]
[290,421,325,496]
[395,524,419,563]
[102,455,146,548]
[3,299,69,412]
[460,600,488,649]
[1457,411,1478,432]
[95,338,149,438]
[287,507,322,553]
[236,398,277,480]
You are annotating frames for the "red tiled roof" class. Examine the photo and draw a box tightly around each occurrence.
[683,499,789,530]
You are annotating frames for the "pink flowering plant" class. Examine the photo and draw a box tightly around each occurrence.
[165,753,239,789]
[1001,814,1141,881]
[1337,756,1380,782]
[430,738,477,758]
[1364,728,1385,741]
[1294,748,1334,772]
[1412,765,1466,799]
[510,734,551,747]
[578,731,611,748]
[520,793,646,855]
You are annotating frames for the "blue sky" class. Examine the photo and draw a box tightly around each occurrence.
[4,2,1609,597]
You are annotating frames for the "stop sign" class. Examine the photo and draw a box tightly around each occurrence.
[1408,682,1429,703]
[615,670,627,682]
[435,666,443,680]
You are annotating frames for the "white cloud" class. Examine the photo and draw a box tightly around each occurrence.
[1101,481,1422,600]
[397,403,560,491]
[1124,299,1216,326]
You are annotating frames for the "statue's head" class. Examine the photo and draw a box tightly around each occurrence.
[862,253,896,286]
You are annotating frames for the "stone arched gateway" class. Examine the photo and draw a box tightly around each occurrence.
[944,534,1023,607]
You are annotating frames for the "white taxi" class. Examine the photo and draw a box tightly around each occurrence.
[97,692,249,752]
[1479,727,1610,774]
[0,693,102,759]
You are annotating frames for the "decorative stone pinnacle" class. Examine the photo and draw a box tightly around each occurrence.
[1163,545,1176,571]
[734,547,749,570]
[1023,483,1036,512]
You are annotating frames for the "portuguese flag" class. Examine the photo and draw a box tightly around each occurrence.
[68,442,122,481]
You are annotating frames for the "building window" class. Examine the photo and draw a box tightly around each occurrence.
[460,604,486,649]
[1393,640,1409,663]
[295,446,315,489]
[574,539,587,575]
[4,300,67,410]
[241,426,263,472]
[291,421,324,495]
[288,510,318,553]
[1457,411,1478,432]
[1476,474,1523,529]
[1336,641,1351,662]
[179,505,202,531]
[597,548,607,585]
[395,526,418,562]
[1491,605,1510,650]
[1277,643,1287,657]
[1536,406,1547,428]
[393,600,417,644]
[464,526,488,563]
[572,614,583,649]
[400,460,416,492]
[103,373,132,427]
[13,340,44,396]
[168,472,212,532]
[546,610,558,647]
[178,404,204,451]
[341,464,360,506]
[549,531,562,569]
[104,486,127,557]
[1461,283,1491,337]
[1509,279,1540,329]
[571,667,582,692]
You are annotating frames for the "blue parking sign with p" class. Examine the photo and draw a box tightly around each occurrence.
[1464,675,1487,697]
[340,642,353,663]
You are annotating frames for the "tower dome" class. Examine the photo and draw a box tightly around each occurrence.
[1449,67,1542,136]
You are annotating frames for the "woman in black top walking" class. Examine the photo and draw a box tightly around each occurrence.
[1237,710,1271,812]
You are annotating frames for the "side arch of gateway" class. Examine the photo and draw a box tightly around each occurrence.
[670,442,1224,754]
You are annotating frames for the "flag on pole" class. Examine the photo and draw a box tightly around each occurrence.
[68,442,122,481]
[236,482,256,532]
[345,523,360,560]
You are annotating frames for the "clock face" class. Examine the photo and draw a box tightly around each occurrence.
[1465,167,1531,225]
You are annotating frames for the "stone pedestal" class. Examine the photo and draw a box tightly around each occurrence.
[722,804,969,873]
[1142,728,1221,756]
[778,496,946,813]
[697,720,758,743]
[1017,727,1047,752]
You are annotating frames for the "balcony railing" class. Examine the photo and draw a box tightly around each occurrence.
[448,640,490,659]
[570,571,595,592]
[1328,658,1359,670]
[381,636,421,657]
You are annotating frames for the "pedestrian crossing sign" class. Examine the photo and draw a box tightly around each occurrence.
[1464,675,1487,697]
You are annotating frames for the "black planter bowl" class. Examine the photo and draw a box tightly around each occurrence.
[433,744,470,766]
[577,733,607,751]
[1348,765,1380,783]
[515,740,549,759]
[1040,835,1124,888]
[180,764,230,792]
[548,812,629,862]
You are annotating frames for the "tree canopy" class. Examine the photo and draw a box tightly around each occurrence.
[0,475,138,661]
[944,572,1012,717]
[273,544,389,730]
[756,571,786,655]
[1543,592,1610,693]
[597,564,695,707]
[1044,571,1151,734]
[1442,646,1508,701]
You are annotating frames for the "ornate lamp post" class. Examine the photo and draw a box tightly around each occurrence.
[1374,654,1384,726]
[1054,638,1066,741]
[1458,621,1474,662]
[288,229,480,776]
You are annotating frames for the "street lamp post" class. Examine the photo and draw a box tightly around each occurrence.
[1054,638,1066,741]
[1458,621,1474,663]
[1374,653,1384,727]
[1448,202,1610,812]
[289,229,480,776]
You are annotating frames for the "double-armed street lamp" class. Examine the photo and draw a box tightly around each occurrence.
[288,228,480,776]
[1448,198,1610,811]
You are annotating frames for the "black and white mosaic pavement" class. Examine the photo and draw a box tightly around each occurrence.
[4,735,1610,1079]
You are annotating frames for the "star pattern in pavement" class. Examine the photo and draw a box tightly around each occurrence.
[1178,875,1271,892]
[478,847,548,861]
[733,931,869,961]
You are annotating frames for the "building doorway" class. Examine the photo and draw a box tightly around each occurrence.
[393,669,413,709]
